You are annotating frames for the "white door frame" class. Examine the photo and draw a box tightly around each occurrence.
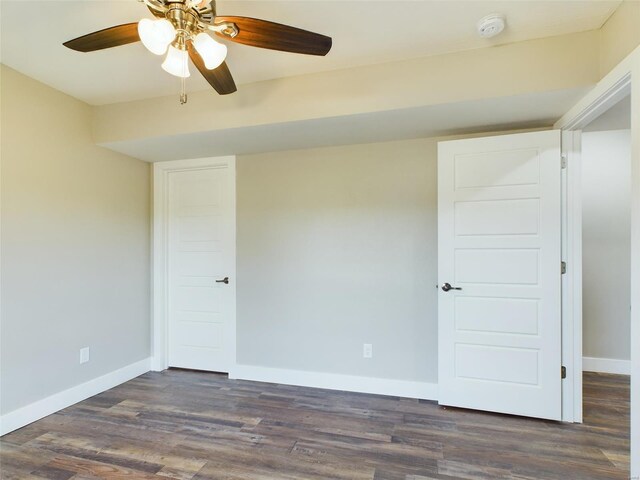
[151,156,237,372]
[559,128,583,423]
[555,47,639,476]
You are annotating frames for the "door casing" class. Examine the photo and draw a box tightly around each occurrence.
[558,77,632,425]
[152,156,237,372]
[555,46,639,475]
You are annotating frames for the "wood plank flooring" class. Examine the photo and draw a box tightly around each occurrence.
[0,370,630,479]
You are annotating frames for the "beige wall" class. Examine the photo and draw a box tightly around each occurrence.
[237,138,439,382]
[600,0,640,77]
[582,129,631,361]
[0,65,151,415]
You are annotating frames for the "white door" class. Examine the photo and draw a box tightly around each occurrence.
[438,130,562,420]
[166,160,235,372]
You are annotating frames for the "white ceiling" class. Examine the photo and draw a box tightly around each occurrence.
[102,86,589,161]
[0,0,620,105]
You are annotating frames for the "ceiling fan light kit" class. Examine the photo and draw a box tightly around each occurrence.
[63,0,332,103]
[162,43,191,78]
[193,32,227,70]
[138,18,175,55]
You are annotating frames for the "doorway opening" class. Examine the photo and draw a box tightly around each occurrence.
[579,92,631,473]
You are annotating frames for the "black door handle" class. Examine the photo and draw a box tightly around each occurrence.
[442,282,462,292]
[216,277,229,285]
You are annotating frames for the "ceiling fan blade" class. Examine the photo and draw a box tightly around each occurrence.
[63,23,139,52]
[188,45,237,95]
[214,16,332,56]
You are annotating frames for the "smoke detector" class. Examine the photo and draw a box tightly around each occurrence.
[477,14,506,39]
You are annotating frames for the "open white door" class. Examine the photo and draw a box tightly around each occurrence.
[438,130,562,420]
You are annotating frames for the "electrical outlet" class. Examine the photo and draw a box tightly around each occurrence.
[363,343,373,359]
[80,347,90,364]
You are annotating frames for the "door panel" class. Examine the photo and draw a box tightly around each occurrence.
[455,296,539,335]
[454,148,540,188]
[455,344,540,385]
[167,164,234,372]
[438,130,562,420]
[454,198,539,236]
[455,248,540,285]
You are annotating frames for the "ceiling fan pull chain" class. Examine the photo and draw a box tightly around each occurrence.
[180,76,188,105]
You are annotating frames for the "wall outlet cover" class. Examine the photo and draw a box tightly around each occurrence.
[363,343,373,359]
[80,347,90,364]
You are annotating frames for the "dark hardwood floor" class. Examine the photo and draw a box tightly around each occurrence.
[0,370,630,479]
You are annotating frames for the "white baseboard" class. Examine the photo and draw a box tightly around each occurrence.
[0,357,151,436]
[230,364,438,401]
[583,356,631,375]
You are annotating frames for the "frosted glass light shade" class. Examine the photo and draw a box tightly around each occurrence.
[162,45,190,78]
[193,33,227,70]
[138,18,176,55]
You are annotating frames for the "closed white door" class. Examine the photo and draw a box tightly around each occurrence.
[438,130,562,420]
[166,161,235,372]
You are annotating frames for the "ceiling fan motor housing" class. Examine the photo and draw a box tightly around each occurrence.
[166,5,200,39]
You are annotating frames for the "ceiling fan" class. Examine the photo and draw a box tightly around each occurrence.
[63,0,332,103]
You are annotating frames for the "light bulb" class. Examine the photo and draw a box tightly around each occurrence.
[138,18,176,55]
[193,33,227,70]
[162,45,190,78]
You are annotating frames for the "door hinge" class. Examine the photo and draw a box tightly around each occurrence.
[561,261,567,274]
[561,154,567,169]
[561,366,567,379]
